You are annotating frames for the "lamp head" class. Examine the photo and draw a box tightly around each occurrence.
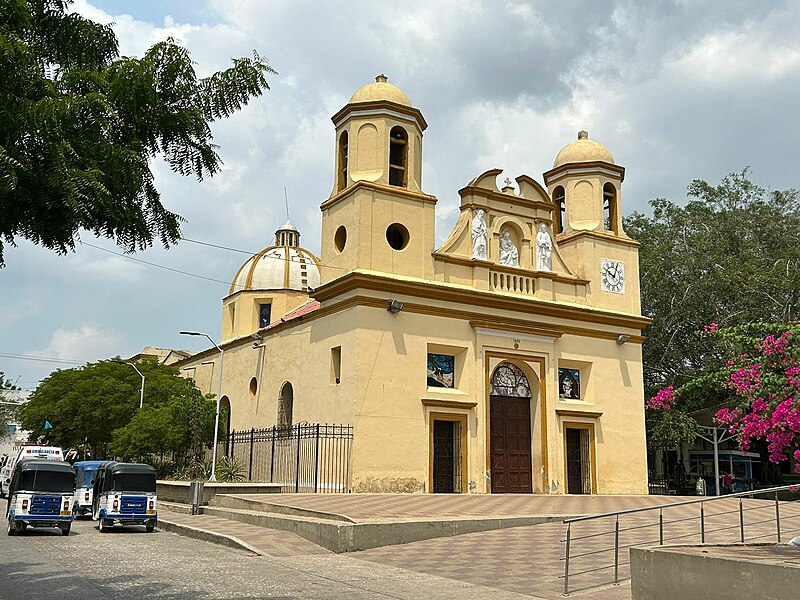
[616,334,630,345]
[387,299,404,314]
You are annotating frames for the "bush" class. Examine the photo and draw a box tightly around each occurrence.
[216,456,246,482]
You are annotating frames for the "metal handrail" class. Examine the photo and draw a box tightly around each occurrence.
[564,483,798,523]
[561,484,800,595]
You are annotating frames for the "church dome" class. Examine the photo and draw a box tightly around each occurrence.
[553,130,614,168]
[229,221,321,295]
[349,74,412,107]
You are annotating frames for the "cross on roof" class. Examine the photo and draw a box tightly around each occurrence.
[504,177,513,187]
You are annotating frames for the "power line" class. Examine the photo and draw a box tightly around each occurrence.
[79,241,234,286]
[0,352,85,366]
[179,237,256,255]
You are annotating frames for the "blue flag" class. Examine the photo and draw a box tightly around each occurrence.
[44,420,53,430]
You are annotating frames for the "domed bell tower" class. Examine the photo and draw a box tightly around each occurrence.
[319,75,436,284]
[543,131,641,314]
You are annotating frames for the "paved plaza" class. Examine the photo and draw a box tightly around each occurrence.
[158,493,800,598]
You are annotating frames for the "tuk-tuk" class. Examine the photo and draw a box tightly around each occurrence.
[72,460,106,517]
[92,462,157,532]
[6,460,75,536]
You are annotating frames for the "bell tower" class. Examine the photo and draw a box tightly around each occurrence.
[319,75,436,284]
[543,131,641,314]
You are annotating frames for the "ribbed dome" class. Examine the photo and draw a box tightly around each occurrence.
[553,131,614,168]
[349,74,412,107]
[229,221,321,295]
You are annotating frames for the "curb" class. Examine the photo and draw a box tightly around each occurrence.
[157,516,264,556]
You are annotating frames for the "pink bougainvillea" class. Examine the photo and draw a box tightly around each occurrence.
[712,329,800,474]
[647,386,676,411]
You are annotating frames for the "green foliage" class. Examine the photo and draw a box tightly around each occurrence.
[215,455,246,482]
[173,457,212,481]
[18,358,214,459]
[625,169,800,406]
[646,407,699,449]
[0,0,275,265]
[144,457,177,480]
[0,371,20,432]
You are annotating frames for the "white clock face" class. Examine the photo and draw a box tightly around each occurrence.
[600,259,625,294]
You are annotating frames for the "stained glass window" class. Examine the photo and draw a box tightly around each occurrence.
[259,303,272,328]
[558,368,580,399]
[427,353,455,388]
[490,362,531,397]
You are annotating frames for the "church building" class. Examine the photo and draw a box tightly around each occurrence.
[175,75,650,495]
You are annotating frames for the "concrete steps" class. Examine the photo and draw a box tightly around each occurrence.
[199,494,568,553]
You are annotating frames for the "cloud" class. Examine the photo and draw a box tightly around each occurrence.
[36,324,130,364]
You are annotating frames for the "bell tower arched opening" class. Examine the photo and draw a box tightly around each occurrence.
[389,126,408,187]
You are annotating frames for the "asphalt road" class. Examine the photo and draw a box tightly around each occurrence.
[0,517,535,600]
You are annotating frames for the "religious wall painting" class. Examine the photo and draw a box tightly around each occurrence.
[558,368,580,400]
[427,353,455,388]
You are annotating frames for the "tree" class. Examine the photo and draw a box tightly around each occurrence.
[651,323,800,479]
[17,358,215,458]
[0,371,21,432]
[625,169,800,404]
[0,0,275,266]
[109,385,216,462]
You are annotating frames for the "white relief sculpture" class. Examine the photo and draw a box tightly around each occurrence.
[498,229,519,267]
[536,223,553,272]
[471,209,488,260]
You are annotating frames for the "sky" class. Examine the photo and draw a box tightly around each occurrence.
[2,0,800,391]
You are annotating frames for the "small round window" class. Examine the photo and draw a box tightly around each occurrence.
[334,225,347,253]
[386,223,409,251]
[249,377,258,398]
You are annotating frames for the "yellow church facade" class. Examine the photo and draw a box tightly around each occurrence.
[176,75,650,495]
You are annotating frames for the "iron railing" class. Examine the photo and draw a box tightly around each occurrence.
[213,423,353,493]
[561,484,800,596]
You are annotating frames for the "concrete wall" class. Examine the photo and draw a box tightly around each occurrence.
[631,545,800,600]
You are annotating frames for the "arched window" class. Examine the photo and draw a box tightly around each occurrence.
[490,362,531,397]
[553,186,566,234]
[338,130,348,190]
[603,183,617,233]
[278,382,293,428]
[389,126,408,187]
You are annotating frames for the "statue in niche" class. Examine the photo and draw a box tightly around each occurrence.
[471,209,487,260]
[498,229,519,267]
[536,223,553,272]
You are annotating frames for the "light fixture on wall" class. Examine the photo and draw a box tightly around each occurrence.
[616,334,630,345]
[387,299,404,314]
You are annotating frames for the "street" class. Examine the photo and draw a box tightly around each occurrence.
[0,517,534,600]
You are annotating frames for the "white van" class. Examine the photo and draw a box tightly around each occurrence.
[0,445,64,498]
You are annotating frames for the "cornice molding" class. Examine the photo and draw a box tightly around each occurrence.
[421,398,478,410]
[331,100,428,131]
[556,229,640,248]
[543,161,626,184]
[321,180,437,210]
[555,408,604,419]
[313,271,651,331]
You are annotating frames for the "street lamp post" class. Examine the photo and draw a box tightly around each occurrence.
[180,330,224,482]
[116,361,145,409]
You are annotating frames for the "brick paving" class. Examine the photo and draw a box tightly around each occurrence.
[160,510,331,557]
[229,492,696,522]
[163,494,800,599]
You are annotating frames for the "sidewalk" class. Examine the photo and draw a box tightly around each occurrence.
[159,508,330,557]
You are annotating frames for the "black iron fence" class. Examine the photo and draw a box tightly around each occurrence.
[214,423,353,493]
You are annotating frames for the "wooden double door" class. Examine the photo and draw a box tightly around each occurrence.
[490,395,533,493]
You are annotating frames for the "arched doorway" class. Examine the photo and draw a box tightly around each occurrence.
[489,362,533,493]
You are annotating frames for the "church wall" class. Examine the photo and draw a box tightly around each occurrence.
[324,290,649,495]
